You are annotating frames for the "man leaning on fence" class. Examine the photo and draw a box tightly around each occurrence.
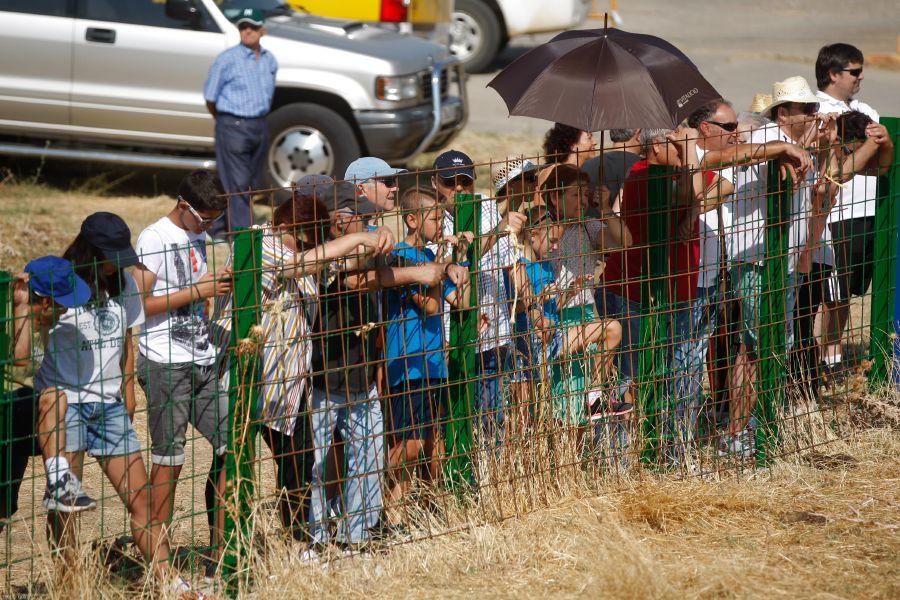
[204,9,278,236]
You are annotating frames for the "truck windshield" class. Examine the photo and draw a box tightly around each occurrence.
[217,1,298,16]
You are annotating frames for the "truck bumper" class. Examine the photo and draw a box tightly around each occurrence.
[354,59,467,163]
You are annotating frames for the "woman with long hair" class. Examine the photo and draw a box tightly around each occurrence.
[36,212,203,596]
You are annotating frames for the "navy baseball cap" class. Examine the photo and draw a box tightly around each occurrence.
[433,149,475,180]
[80,212,140,268]
[24,256,91,308]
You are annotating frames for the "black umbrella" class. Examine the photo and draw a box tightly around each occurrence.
[487,26,722,130]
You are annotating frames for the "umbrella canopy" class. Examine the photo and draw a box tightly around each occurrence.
[487,28,722,131]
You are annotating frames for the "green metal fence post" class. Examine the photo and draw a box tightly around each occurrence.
[868,116,900,387]
[638,165,674,464]
[222,227,262,595]
[755,161,790,465]
[445,192,480,490]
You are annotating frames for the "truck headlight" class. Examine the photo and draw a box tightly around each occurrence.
[375,74,420,101]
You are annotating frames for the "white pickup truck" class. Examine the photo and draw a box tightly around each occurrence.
[0,0,467,185]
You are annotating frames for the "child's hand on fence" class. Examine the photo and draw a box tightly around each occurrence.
[454,231,475,257]
[502,211,527,238]
[195,268,232,299]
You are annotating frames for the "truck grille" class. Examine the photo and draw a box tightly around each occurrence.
[420,69,449,101]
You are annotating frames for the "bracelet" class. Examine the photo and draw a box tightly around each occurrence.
[192,283,201,300]
[442,262,451,277]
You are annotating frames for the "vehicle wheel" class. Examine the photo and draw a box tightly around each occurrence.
[265,102,360,187]
[449,0,502,74]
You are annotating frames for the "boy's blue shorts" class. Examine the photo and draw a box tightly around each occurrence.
[387,379,447,441]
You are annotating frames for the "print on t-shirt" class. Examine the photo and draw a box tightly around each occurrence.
[169,241,210,354]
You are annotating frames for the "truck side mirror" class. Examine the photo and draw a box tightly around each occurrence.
[165,0,201,25]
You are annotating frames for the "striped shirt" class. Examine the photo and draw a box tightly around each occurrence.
[204,43,277,118]
[211,227,317,435]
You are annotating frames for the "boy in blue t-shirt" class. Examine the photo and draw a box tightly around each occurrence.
[384,186,471,505]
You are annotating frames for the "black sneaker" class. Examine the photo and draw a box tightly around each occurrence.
[43,472,97,513]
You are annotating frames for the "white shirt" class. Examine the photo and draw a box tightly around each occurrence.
[438,196,513,354]
[549,220,604,309]
[695,145,735,289]
[815,90,880,223]
[36,274,145,404]
[136,216,218,365]
[727,123,813,272]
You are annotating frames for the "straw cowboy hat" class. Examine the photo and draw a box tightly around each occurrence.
[749,93,772,114]
[762,76,820,117]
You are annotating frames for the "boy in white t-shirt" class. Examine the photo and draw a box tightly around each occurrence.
[134,170,232,559]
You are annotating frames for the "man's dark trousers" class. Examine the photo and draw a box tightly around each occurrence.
[211,114,268,237]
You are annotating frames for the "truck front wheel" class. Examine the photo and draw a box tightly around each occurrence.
[449,0,502,74]
[265,102,360,187]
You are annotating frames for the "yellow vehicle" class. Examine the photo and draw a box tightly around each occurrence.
[292,0,452,27]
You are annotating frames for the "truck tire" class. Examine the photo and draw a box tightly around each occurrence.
[450,0,502,74]
[265,102,360,188]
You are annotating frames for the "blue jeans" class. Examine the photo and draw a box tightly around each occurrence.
[597,289,641,398]
[308,386,384,544]
[477,346,508,443]
[663,285,719,461]
[211,114,267,236]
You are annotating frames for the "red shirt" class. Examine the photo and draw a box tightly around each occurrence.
[602,160,711,304]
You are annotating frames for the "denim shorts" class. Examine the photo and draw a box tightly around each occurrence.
[65,401,142,458]
[387,379,447,441]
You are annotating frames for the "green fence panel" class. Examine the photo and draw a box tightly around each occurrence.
[869,116,900,387]
[0,271,11,533]
[445,192,480,490]
[638,165,674,464]
[223,228,263,594]
[755,161,790,465]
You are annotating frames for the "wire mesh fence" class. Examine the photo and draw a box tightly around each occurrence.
[0,117,897,596]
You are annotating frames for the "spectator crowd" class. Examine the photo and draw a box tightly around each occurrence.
[0,37,895,597]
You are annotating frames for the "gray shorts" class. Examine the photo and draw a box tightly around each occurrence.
[137,354,229,466]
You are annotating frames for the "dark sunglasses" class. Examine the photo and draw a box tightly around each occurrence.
[372,176,397,188]
[238,23,262,31]
[803,102,819,115]
[706,120,739,132]
[841,67,863,77]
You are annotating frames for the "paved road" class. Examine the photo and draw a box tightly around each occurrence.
[466,0,900,135]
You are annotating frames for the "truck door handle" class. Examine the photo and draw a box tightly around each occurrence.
[85,27,116,44]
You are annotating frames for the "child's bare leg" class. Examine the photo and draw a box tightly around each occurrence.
[563,319,623,357]
[37,389,68,478]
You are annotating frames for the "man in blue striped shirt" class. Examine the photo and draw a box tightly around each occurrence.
[204,9,278,237]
